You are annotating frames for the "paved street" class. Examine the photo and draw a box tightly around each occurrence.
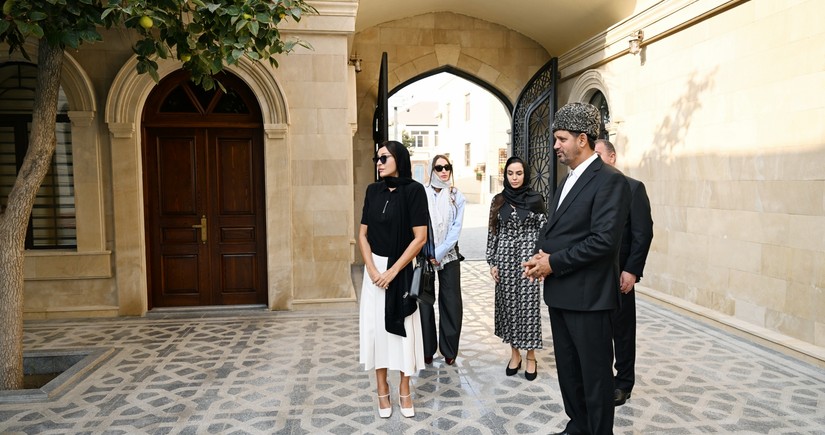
[2,259,824,434]
[458,201,493,261]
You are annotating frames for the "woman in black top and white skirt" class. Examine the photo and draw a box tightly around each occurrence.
[358,140,428,418]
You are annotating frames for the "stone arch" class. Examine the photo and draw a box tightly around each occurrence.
[351,12,551,252]
[568,69,623,138]
[391,65,514,114]
[9,41,97,112]
[569,70,609,102]
[105,55,288,128]
[352,12,548,114]
[105,56,292,315]
[386,53,519,106]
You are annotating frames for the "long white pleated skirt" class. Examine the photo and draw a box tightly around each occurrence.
[360,253,425,375]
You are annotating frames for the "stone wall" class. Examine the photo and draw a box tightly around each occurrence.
[559,0,825,354]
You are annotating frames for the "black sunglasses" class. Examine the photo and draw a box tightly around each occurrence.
[433,164,452,172]
[372,155,392,164]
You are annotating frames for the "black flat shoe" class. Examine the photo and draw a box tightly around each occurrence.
[506,357,521,376]
[525,358,537,381]
[614,388,631,406]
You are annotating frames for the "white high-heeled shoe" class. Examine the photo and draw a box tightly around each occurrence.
[377,394,392,418]
[399,393,415,418]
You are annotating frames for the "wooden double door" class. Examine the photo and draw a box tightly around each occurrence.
[143,71,268,308]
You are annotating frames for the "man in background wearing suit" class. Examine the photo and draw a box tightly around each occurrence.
[523,102,630,435]
[594,139,654,407]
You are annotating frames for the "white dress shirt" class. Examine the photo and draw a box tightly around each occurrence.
[556,152,599,210]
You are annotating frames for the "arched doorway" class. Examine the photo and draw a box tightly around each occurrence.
[374,54,558,205]
[142,70,268,308]
[386,68,513,205]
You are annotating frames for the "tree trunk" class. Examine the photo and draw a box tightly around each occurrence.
[0,41,63,391]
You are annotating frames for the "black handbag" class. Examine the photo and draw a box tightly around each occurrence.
[410,254,435,305]
[410,217,436,305]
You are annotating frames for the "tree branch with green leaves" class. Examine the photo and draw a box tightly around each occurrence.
[1,0,316,89]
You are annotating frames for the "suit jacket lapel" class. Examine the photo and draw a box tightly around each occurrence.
[545,174,567,236]
[548,158,603,230]
[548,176,565,216]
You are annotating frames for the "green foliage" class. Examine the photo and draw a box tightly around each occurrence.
[401,130,415,150]
[1,0,316,89]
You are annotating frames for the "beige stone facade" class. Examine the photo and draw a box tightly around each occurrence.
[10,1,361,317]
[554,0,825,361]
[4,0,824,364]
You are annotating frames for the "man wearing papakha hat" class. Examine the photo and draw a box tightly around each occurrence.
[523,102,631,434]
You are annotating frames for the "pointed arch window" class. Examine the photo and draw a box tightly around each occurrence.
[0,62,76,249]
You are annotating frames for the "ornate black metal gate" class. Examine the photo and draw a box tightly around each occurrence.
[370,52,389,181]
[372,52,388,150]
[511,58,558,204]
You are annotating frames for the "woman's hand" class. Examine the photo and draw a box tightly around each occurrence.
[490,266,499,283]
[373,267,399,290]
[367,268,382,287]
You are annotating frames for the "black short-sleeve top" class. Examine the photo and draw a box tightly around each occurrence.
[361,180,429,257]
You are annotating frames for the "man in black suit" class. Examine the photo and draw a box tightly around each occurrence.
[523,102,630,435]
[594,139,654,407]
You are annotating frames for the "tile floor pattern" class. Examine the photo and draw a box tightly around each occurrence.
[2,261,825,434]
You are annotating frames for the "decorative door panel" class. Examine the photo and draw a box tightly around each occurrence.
[208,130,267,305]
[146,129,210,306]
[512,58,558,204]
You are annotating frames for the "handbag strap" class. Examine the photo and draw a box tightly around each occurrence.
[423,216,436,260]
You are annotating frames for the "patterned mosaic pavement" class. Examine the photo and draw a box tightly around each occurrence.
[2,261,824,434]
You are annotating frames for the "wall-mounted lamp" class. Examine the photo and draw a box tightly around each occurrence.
[349,54,362,73]
[628,30,644,55]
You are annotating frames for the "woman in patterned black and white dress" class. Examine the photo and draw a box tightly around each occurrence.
[486,156,547,381]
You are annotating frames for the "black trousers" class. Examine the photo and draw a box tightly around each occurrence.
[418,260,462,359]
[611,289,636,392]
[549,307,614,435]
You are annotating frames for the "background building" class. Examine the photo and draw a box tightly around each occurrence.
[391,74,510,203]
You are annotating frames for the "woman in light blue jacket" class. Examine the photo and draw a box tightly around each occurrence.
[419,154,465,365]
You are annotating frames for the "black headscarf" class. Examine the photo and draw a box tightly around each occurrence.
[500,156,546,223]
[377,141,420,336]
[380,140,412,183]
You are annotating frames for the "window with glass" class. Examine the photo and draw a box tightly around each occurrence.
[492,148,507,192]
[464,143,471,167]
[588,90,611,140]
[0,62,76,249]
[410,130,428,147]
[464,93,471,121]
[412,164,425,183]
[498,149,507,180]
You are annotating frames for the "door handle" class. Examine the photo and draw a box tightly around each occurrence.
[192,215,207,244]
